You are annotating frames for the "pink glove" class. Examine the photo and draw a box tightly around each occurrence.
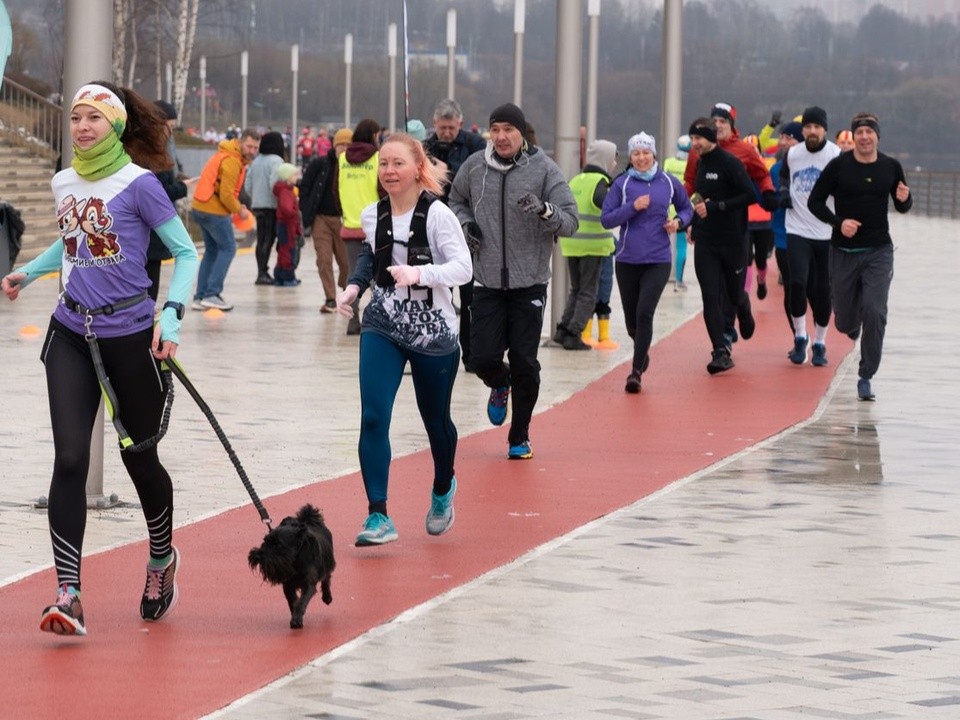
[388,265,421,287]
[336,285,359,318]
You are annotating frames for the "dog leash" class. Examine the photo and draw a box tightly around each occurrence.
[162,357,274,531]
[83,325,272,529]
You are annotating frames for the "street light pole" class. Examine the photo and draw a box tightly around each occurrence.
[659,0,683,156]
[241,50,249,130]
[291,43,299,147]
[551,0,583,335]
[513,0,525,106]
[63,0,116,509]
[446,9,456,100]
[388,24,397,133]
[200,55,206,140]
[344,33,353,129]
[586,0,600,145]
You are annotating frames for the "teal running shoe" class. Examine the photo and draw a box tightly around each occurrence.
[355,512,398,546]
[425,477,457,536]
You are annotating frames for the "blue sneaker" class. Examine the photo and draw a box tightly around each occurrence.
[355,512,398,546]
[425,477,456,536]
[487,385,510,426]
[811,343,828,366]
[857,378,875,401]
[788,335,809,364]
[508,441,533,459]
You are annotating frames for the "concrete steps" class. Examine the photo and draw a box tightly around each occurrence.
[0,139,58,263]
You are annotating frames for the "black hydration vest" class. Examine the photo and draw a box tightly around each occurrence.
[373,191,435,306]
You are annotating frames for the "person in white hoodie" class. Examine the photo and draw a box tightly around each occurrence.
[779,106,841,367]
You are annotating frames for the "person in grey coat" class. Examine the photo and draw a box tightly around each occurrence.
[244,131,286,284]
[449,102,578,460]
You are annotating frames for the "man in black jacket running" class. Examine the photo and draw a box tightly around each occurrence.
[688,117,759,375]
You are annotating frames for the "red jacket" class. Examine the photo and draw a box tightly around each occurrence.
[273,181,302,238]
[683,128,775,199]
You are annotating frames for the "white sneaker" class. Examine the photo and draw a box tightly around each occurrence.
[200,295,233,311]
[191,299,205,311]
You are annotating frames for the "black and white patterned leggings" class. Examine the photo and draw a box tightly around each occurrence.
[40,317,174,589]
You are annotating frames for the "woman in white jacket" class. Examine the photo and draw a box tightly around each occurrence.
[336,133,472,547]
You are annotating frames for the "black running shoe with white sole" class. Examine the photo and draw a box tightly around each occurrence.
[140,547,180,621]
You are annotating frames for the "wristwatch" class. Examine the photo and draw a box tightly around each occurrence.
[163,301,185,320]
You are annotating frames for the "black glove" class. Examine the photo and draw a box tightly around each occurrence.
[517,192,546,216]
[760,190,780,212]
[464,221,483,253]
[778,188,793,209]
[769,110,782,128]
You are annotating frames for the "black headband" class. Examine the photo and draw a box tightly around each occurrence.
[851,116,880,137]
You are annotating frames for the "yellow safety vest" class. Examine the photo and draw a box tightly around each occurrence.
[560,171,616,257]
[338,151,380,230]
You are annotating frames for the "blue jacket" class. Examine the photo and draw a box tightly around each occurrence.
[770,159,787,249]
[601,169,692,265]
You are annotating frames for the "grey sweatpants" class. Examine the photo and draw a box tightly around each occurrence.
[829,244,894,380]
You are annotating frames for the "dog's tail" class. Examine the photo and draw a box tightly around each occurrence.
[297,503,323,527]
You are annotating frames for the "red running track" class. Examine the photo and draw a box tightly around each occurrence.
[0,287,852,719]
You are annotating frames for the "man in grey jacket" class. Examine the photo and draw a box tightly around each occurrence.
[449,103,578,460]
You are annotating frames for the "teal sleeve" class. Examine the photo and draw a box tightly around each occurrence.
[155,216,199,345]
[15,239,64,287]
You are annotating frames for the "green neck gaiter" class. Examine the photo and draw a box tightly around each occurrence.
[72,131,132,180]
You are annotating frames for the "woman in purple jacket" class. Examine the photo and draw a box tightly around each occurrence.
[601,132,693,393]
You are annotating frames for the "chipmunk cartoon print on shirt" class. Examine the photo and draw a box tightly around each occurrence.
[57,194,83,257]
[79,196,121,258]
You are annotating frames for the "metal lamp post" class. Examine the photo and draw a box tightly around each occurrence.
[659,0,683,155]
[388,24,397,133]
[241,50,249,130]
[446,9,456,100]
[199,55,207,139]
[513,0,525,106]
[550,0,583,334]
[344,33,353,129]
[586,0,600,145]
[291,43,299,144]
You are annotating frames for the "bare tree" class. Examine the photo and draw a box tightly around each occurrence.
[112,0,130,85]
[173,0,200,118]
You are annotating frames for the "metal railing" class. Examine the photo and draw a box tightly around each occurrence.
[904,170,960,219]
[0,76,61,159]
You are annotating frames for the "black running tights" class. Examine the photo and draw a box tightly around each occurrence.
[41,318,174,589]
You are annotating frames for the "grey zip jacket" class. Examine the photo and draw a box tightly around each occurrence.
[449,145,578,289]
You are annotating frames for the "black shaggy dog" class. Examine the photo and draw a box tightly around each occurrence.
[248,504,336,629]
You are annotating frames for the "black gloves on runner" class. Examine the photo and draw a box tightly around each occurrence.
[463,221,483,253]
[518,192,555,219]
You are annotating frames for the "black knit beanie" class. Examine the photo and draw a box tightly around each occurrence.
[801,106,828,130]
[489,103,527,135]
[688,119,717,144]
[710,102,736,128]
